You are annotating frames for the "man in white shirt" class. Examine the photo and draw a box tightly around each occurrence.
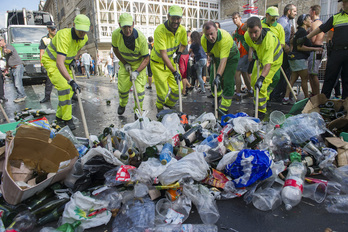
[81,51,92,79]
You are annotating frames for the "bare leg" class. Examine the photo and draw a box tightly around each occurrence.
[242,72,252,90]
[235,71,242,94]
[299,69,309,98]
[309,74,320,96]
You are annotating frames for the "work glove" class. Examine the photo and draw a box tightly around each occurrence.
[213,74,221,87]
[254,75,265,90]
[172,71,181,83]
[296,36,306,46]
[124,63,132,72]
[69,79,81,93]
[174,52,182,64]
[69,59,76,70]
[130,70,139,82]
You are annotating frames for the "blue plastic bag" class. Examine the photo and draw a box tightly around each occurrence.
[224,149,273,188]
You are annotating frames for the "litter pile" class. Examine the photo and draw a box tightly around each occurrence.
[0,94,348,232]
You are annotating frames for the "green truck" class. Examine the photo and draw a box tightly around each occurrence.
[4,8,54,79]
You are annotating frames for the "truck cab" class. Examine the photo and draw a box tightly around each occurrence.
[4,9,54,80]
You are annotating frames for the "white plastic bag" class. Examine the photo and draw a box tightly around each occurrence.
[158,152,209,186]
[161,113,185,138]
[81,146,124,166]
[62,191,112,230]
[127,121,172,153]
[216,151,239,171]
[232,117,260,134]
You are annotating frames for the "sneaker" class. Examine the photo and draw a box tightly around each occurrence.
[146,86,152,90]
[282,98,290,105]
[156,106,163,114]
[246,91,254,98]
[0,97,8,102]
[55,116,64,122]
[64,119,76,130]
[118,106,126,115]
[207,94,214,98]
[13,96,27,103]
[183,93,188,97]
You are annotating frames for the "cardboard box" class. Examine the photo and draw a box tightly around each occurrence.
[1,125,79,205]
[326,137,348,167]
[302,94,348,116]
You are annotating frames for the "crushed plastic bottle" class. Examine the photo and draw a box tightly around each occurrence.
[281,161,306,210]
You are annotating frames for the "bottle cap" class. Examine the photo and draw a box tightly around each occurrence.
[290,152,301,163]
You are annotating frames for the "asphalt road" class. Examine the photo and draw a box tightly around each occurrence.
[1,75,346,232]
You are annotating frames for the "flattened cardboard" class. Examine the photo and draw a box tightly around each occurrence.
[1,125,79,205]
[326,137,348,167]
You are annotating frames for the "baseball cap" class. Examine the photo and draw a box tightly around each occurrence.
[168,5,183,17]
[266,6,279,17]
[47,23,57,30]
[74,14,90,32]
[119,13,133,27]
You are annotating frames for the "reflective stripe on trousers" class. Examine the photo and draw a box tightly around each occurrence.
[150,61,183,109]
[117,65,147,110]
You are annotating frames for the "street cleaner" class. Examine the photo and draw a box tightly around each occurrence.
[201,21,240,115]
[150,5,187,112]
[112,13,149,117]
[244,17,283,119]
[42,14,90,130]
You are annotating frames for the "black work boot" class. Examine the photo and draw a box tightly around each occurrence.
[118,105,126,115]
[40,97,50,103]
[65,119,76,130]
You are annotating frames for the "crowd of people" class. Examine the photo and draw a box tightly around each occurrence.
[0,0,347,129]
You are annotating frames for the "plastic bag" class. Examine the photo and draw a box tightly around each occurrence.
[216,151,239,171]
[155,197,191,225]
[81,146,124,166]
[158,152,210,186]
[112,197,155,232]
[232,117,260,134]
[127,121,172,153]
[182,183,220,224]
[161,113,185,138]
[62,191,111,230]
[325,195,348,214]
[252,187,282,211]
[134,182,149,198]
[93,186,123,211]
[224,149,273,188]
[191,112,216,129]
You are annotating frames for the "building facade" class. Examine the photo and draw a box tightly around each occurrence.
[43,0,220,61]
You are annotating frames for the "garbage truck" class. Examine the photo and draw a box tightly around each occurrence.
[2,8,54,80]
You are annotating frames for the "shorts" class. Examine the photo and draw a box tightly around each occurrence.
[308,51,321,75]
[236,54,249,73]
[289,59,308,72]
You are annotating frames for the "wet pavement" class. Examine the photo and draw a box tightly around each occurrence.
[1,75,347,231]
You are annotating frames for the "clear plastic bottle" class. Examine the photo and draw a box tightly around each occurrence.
[149,224,218,232]
[281,161,307,210]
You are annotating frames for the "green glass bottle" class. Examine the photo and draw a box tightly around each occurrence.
[36,203,66,226]
[32,198,68,218]
[25,182,62,210]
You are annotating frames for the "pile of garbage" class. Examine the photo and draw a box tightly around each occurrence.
[1,107,348,232]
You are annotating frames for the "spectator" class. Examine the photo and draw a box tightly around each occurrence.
[97,54,103,76]
[283,14,323,104]
[180,31,193,96]
[308,5,325,96]
[0,36,26,103]
[231,12,252,101]
[105,53,114,82]
[189,31,207,94]
[110,48,119,79]
[0,57,7,102]
[81,50,92,79]
[271,4,297,102]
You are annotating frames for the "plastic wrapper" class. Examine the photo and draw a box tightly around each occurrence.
[182,183,220,224]
[201,169,230,189]
[232,117,260,134]
[81,146,124,166]
[325,195,348,214]
[161,113,185,138]
[129,158,176,184]
[281,112,326,144]
[216,151,239,171]
[93,187,123,211]
[104,167,124,186]
[112,197,155,232]
[319,148,338,169]
[158,152,210,186]
[134,182,149,198]
[122,116,151,131]
[224,149,273,188]
[127,121,172,153]
[62,191,111,230]
[191,112,216,129]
